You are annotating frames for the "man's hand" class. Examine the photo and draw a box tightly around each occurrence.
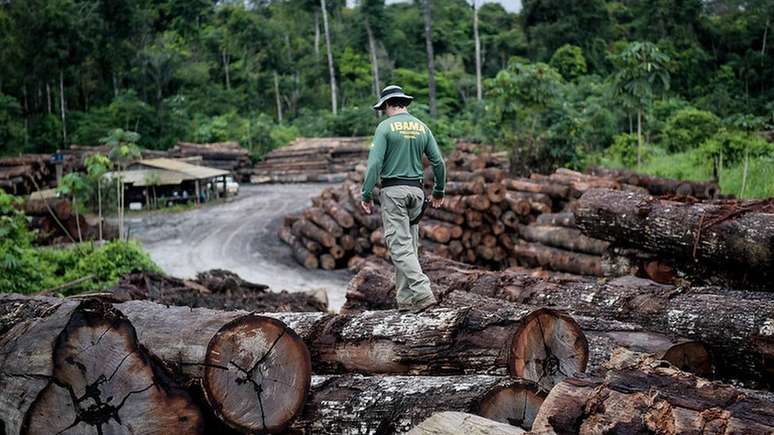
[431,197,445,208]
[361,200,374,214]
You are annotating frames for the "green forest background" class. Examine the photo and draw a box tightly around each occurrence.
[1,0,773,197]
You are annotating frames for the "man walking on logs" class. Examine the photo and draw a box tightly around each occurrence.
[361,85,447,313]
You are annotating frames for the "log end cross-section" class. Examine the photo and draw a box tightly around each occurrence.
[204,314,311,434]
[510,308,588,392]
[20,299,204,435]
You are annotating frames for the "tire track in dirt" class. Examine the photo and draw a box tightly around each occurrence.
[129,184,352,311]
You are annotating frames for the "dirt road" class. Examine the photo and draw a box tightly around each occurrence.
[129,184,352,311]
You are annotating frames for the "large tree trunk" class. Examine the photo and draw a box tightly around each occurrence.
[290,375,544,433]
[408,412,525,435]
[516,275,774,389]
[512,241,603,276]
[345,255,773,388]
[320,0,338,115]
[575,188,774,287]
[532,349,774,435]
[343,264,588,391]
[114,300,311,433]
[576,316,712,376]
[0,296,204,434]
[422,0,437,117]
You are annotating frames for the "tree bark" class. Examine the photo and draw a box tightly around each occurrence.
[321,198,355,228]
[408,412,526,435]
[531,349,774,435]
[59,70,67,145]
[512,242,603,276]
[321,0,338,115]
[115,301,312,433]
[575,188,774,287]
[342,263,589,391]
[273,70,283,123]
[0,296,204,434]
[575,316,712,376]
[291,375,544,433]
[279,225,320,269]
[292,218,336,248]
[304,206,344,237]
[423,0,437,117]
[517,225,609,255]
[535,212,575,228]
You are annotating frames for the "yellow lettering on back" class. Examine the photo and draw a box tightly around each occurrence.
[393,122,402,130]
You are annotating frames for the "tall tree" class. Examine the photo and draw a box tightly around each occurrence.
[611,41,671,167]
[361,0,386,97]
[320,0,338,114]
[472,0,482,101]
[423,0,437,117]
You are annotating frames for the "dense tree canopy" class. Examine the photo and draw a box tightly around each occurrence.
[0,0,772,196]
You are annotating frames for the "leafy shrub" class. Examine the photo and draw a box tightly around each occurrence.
[58,240,161,293]
[549,44,587,81]
[661,107,720,152]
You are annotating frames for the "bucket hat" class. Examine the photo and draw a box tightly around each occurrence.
[372,85,413,110]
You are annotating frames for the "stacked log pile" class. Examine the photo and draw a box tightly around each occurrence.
[170,141,252,180]
[22,195,116,244]
[251,137,369,184]
[277,148,618,275]
[343,253,774,390]
[0,154,58,195]
[576,188,774,289]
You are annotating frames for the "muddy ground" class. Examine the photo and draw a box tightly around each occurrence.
[129,184,352,311]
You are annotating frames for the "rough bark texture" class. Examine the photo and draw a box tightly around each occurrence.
[289,375,543,434]
[515,276,774,389]
[518,225,609,255]
[512,242,603,276]
[407,412,526,435]
[532,349,774,435]
[345,255,773,388]
[575,188,774,287]
[114,301,311,433]
[0,295,204,434]
[343,259,588,391]
[576,316,713,376]
[108,269,327,312]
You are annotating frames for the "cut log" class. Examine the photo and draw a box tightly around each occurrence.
[0,296,204,434]
[114,301,312,433]
[503,178,570,199]
[421,221,452,243]
[304,206,344,237]
[292,218,336,248]
[505,191,551,214]
[279,226,320,269]
[531,349,774,435]
[575,188,774,286]
[535,212,575,228]
[291,375,544,433]
[342,264,588,391]
[486,183,506,203]
[512,242,603,276]
[321,199,355,228]
[464,194,491,211]
[518,225,609,255]
[576,316,713,376]
[445,180,484,195]
[329,244,345,259]
[588,166,720,199]
[424,206,466,225]
[320,254,336,270]
[407,412,526,435]
[515,275,774,388]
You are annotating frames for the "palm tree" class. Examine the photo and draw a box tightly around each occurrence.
[85,153,111,241]
[610,42,670,167]
[103,129,142,240]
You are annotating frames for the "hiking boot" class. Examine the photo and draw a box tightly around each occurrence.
[411,297,437,314]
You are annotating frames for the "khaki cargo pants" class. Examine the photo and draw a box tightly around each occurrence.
[379,185,436,309]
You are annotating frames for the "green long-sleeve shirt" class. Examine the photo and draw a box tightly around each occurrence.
[361,112,446,201]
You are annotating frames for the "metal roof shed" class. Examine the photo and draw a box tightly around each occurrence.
[129,158,229,180]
